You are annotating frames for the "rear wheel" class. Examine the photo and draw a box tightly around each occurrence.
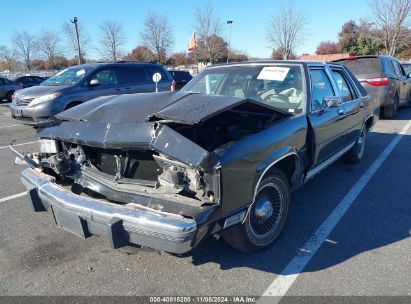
[222,168,290,253]
[343,125,367,164]
[5,91,14,102]
[383,95,399,119]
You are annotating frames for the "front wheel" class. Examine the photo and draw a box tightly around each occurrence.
[222,168,290,253]
[343,126,367,164]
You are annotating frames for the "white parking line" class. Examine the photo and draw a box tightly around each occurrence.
[0,140,38,150]
[0,191,27,203]
[259,120,411,303]
[0,124,19,129]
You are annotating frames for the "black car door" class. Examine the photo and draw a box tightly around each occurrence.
[331,68,363,144]
[307,68,350,164]
[26,77,35,87]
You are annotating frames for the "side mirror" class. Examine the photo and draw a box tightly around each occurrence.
[323,96,342,109]
[89,79,100,87]
[407,73,411,78]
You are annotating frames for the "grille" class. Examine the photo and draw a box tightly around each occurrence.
[83,147,162,182]
[16,97,34,106]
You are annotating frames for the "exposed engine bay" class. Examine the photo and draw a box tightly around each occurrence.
[164,102,284,151]
[16,94,288,212]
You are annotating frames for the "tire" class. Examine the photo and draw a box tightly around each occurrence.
[343,126,367,164]
[5,91,14,102]
[222,168,290,253]
[383,95,399,119]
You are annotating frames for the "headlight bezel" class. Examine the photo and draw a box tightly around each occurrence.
[29,92,62,106]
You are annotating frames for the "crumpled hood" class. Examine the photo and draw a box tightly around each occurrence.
[56,90,252,125]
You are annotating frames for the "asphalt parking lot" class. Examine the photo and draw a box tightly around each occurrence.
[0,102,410,301]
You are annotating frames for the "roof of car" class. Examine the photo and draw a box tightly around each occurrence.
[205,60,345,69]
[168,70,191,73]
[334,55,395,62]
[70,61,164,70]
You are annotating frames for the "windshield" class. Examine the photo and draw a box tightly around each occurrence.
[41,67,91,86]
[182,64,305,113]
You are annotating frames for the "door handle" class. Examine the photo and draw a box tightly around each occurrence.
[337,108,345,115]
[358,102,364,108]
[115,88,121,91]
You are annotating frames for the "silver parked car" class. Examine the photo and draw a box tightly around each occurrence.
[10,62,175,125]
[335,55,411,119]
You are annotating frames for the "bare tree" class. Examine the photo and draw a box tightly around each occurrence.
[266,1,307,60]
[11,31,37,71]
[123,45,154,61]
[63,20,90,63]
[0,45,17,71]
[140,11,174,63]
[369,0,411,56]
[38,30,61,70]
[99,20,126,61]
[193,3,225,63]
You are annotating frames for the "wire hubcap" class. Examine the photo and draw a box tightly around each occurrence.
[254,197,274,220]
[248,182,284,245]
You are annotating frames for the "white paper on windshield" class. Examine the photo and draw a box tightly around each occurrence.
[257,66,290,81]
[76,69,86,76]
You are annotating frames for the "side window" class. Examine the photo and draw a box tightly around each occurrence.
[387,60,396,75]
[117,67,148,84]
[147,67,168,82]
[332,70,358,102]
[91,69,117,86]
[393,61,405,76]
[309,69,335,111]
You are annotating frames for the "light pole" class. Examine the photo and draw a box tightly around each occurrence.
[71,17,82,65]
[226,20,233,63]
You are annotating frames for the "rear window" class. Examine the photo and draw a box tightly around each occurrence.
[344,67,368,97]
[338,58,382,76]
[116,66,148,84]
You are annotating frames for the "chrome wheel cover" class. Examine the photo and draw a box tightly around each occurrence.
[248,182,284,245]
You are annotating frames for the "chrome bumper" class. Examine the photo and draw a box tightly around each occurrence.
[21,168,197,253]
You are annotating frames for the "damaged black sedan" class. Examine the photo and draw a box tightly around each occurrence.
[13,61,375,253]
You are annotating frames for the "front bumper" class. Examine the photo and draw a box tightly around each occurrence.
[10,101,60,125]
[21,168,197,253]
